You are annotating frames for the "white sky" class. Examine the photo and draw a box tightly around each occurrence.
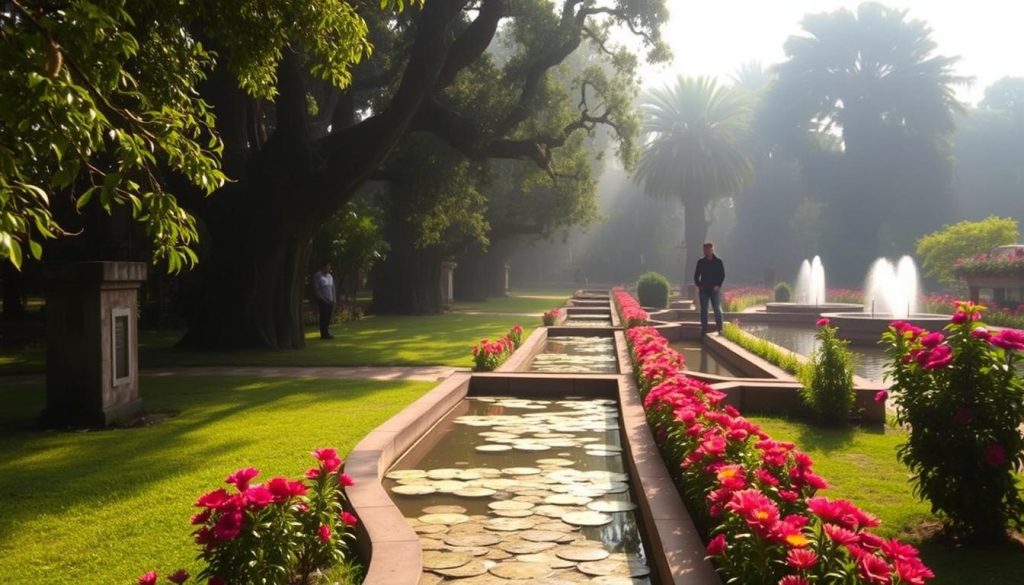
[639,0,1024,105]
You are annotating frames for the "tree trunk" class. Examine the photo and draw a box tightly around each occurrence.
[2,261,25,319]
[683,201,710,289]
[454,245,489,302]
[372,226,445,315]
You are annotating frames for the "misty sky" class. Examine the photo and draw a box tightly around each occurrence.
[642,0,1024,104]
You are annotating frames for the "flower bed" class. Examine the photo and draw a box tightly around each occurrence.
[613,288,649,328]
[954,248,1024,278]
[139,448,359,585]
[722,286,771,312]
[625,326,933,584]
[542,308,562,326]
[471,325,523,371]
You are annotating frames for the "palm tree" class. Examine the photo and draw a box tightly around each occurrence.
[764,2,968,156]
[635,76,754,283]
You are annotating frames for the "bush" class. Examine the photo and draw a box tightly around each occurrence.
[800,318,855,424]
[139,448,358,585]
[636,271,670,308]
[472,337,515,371]
[881,302,1024,543]
[773,282,792,302]
[541,308,561,326]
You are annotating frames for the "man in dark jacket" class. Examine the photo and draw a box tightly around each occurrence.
[693,242,725,333]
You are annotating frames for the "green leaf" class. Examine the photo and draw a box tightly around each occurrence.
[28,239,43,260]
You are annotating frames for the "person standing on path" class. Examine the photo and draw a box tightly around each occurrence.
[314,260,336,339]
[693,242,725,333]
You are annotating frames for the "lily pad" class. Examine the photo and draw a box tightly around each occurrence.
[392,484,438,496]
[421,551,472,570]
[491,509,534,518]
[544,494,592,506]
[561,511,613,527]
[433,560,492,578]
[586,500,638,513]
[554,547,610,562]
[484,517,536,532]
[476,444,513,452]
[454,487,497,498]
[422,505,467,515]
[419,513,470,525]
[443,533,502,548]
[501,467,542,476]
[515,552,577,569]
[488,562,554,580]
[488,500,535,511]
[385,469,428,480]
[498,540,557,555]
[519,530,575,543]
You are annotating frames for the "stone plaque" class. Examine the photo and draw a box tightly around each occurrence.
[112,308,130,382]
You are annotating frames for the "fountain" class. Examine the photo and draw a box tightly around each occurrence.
[821,256,947,342]
[765,256,861,314]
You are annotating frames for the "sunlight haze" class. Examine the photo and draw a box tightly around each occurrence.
[643,0,1024,104]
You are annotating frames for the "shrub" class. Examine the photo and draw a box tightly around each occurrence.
[508,324,523,348]
[800,318,855,424]
[541,308,561,326]
[773,282,792,302]
[472,336,515,371]
[881,302,1024,543]
[636,271,670,308]
[613,289,649,328]
[140,448,358,585]
[625,326,933,585]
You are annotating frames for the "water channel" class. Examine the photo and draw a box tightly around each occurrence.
[384,396,652,584]
[738,323,889,383]
[529,337,619,374]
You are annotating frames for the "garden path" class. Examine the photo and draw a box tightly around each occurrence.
[0,365,464,385]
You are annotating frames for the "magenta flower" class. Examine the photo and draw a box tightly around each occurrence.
[984,443,1007,467]
[318,524,332,542]
[137,570,158,585]
[167,569,190,584]
[874,390,889,403]
[989,328,1024,352]
[705,533,727,556]
[225,467,260,492]
[816,317,830,327]
[341,510,359,526]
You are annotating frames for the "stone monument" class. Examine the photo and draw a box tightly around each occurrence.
[40,262,147,427]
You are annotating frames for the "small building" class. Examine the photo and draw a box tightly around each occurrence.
[956,245,1024,308]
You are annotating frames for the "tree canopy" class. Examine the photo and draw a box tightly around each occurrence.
[916,216,1019,286]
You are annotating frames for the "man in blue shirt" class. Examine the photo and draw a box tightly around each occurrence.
[314,260,336,339]
[693,242,725,333]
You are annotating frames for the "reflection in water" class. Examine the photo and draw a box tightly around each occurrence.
[739,323,889,383]
[669,341,740,377]
[385,397,650,582]
[529,336,618,373]
[564,317,614,327]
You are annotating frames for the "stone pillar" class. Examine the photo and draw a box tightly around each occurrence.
[40,262,147,427]
[503,264,511,293]
[440,261,457,306]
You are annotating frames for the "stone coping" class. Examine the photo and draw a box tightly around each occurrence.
[347,370,721,585]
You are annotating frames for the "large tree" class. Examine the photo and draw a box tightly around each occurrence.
[634,76,754,283]
[2,1,670,347]
[761,2,967,282]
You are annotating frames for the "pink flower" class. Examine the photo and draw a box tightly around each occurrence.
[305,467,321,480]
[971,328,991,341]
[786,548,817,569]
[266,477,307,503]
[895,558,935,584]
[857,554,893,585]
[312,447,338,462]
[706,533,727,556]
[874,390,889,403]
[816,318,830,327]
[824,523,859,545]
[243,486,274,508]
[920,331,944,348]
[167,569,190,584]
[137,570,158,585]
[340,473,355,487]
[190,509,211,525]
[195,489,231,509]
[923,344,953,369]
[989,328,1024,352]
[779,577,810,585]
[341,511,359,526]
[984,443,1007,467]
[225,467,260,492]
[318,524,332,542]
[213,510,244,541]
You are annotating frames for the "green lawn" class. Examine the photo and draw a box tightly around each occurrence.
[0,376,433,585]
[0,288,570,375]
[749,416,1024,585]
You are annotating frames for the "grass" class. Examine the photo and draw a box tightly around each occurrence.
[0,375,434,585]
[722,322,809,377]
[748,416,1024,585]
[449,287,572,314]
[0,288,570,375]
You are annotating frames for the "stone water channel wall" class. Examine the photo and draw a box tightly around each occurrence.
[347,291,721,585]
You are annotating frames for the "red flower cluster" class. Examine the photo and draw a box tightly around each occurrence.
[542,308,562,326]
[721,286,772,312]
[626,326,933,585]
[180,447,359,584]
[471,331,517,372]
[613,288,649,328]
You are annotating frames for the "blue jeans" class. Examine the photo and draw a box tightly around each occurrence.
[699,288,723,333]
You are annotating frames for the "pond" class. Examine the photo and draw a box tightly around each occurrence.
[384,396,652,583]
[669,341,741,377]
[529,336,618,374]
[738,323,890,384]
